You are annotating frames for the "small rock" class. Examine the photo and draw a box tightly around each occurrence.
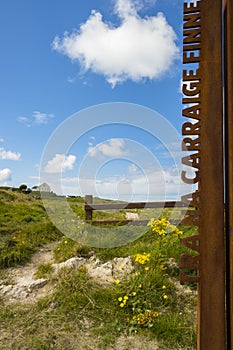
[125,212,139,220]
[0,284,13,295]
[28,278,47,292]
[101,261,113,270]
[113,257,134,276]
[93,258,101,267]
[86,250,95,258]
[95,262,113,277]
[49,301,58,309]
[52,257,86,273]
[13,286,29,299]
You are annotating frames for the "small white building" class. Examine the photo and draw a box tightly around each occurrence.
[32,182,51,193]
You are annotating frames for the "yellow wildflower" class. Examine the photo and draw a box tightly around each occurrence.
[134,253,150,265]
[132,310,159,326]
[147,218,183,237]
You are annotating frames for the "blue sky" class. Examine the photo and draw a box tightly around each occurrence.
[0,0,194,201]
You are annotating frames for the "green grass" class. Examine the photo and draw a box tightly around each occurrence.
[0,189,62,267]
[0,189,197,349]
[34,263,53,279]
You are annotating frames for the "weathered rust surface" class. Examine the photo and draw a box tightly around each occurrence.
[224,0,233,348]
[181,0,226,349]
[198,1,225,349]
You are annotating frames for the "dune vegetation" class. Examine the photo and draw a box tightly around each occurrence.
[0,188,197,349]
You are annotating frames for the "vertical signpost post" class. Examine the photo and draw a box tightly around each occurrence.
[180,1,228,349]
[199,1,225,349]
[224,1,233,348]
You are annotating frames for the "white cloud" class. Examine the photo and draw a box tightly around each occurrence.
[44,154,77,174]
[128,163,138,173]
[76,166,189,201]
[52,0,179,87]
[185,0,198,4]
[17,116,31,127]
[0,168,12,182]
[0,147,21,160]
[67,76,76,83]
[41,163,195,201]
[88,139,126,157]
[153,141,184,160]
[33,111,54,124]
[115,0,157,18]
[17,111,54,127]
[88,136,96,147]
[115,0,138,18]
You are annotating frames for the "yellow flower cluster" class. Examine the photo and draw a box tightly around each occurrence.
[118,291,137,308]
[118,295,129,307]
[134,253,150,265]
[132,310,159,325]
[147,218,183,237]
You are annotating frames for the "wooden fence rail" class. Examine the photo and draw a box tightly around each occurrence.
[84,195,190,226]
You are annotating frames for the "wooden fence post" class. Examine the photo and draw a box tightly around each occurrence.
[85,195,93,221]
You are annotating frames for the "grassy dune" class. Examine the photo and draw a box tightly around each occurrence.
[0,189,197,349]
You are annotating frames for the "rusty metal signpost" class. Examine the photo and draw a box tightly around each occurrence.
[225,1,233,348]
[180,1,233,349]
